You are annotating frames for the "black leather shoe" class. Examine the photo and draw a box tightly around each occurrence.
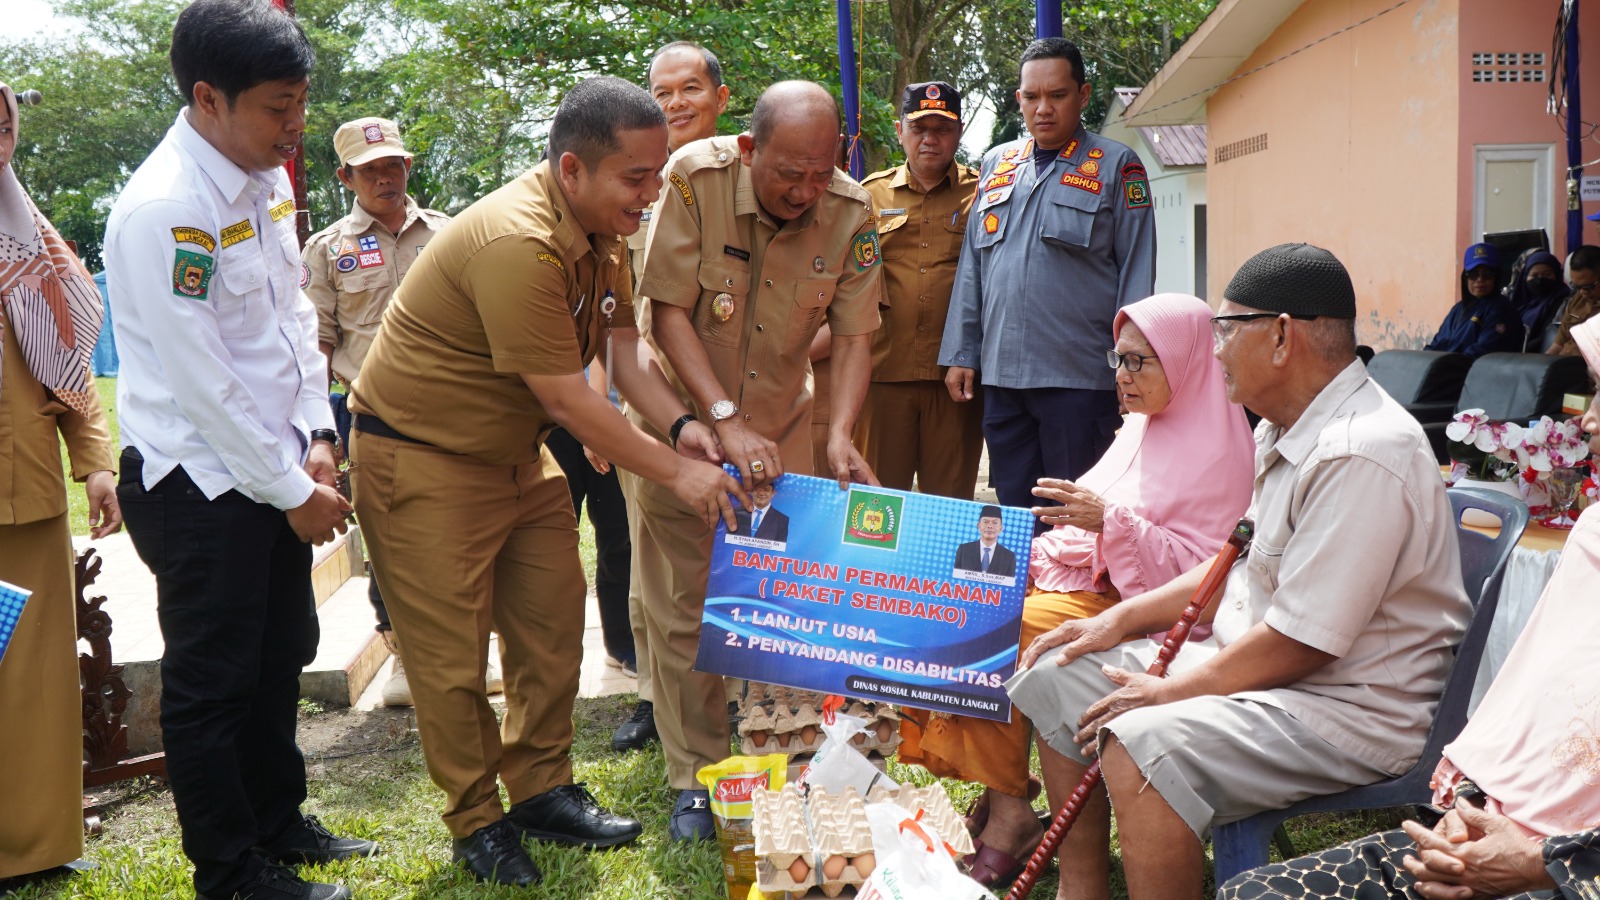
[198,863,351,900]
[610,699,657,752]
[508,783,642,849]
[451,819,541,887]
[264,814,379,865]
[669,789,716,843]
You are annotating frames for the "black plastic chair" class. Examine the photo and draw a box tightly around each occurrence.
[1367,350,1473,462]
[1211,486,1530,885]
[1418,353,1592,463]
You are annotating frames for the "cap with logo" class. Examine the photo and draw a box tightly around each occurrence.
[901,81,961,122]
[333,117,413,168]
[1461,242,1500,272]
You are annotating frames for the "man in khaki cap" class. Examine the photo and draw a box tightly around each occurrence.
[301,116,461,707]
[633,79,884,841]
[858,82,982,498]
[609,38,734,754]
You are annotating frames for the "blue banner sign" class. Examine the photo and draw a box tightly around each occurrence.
[694,473,1031,721]
[0,580,31,669]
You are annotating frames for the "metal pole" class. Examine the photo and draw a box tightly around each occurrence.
[1035,0,1062,39]
[837,0,864,180]
[1564,0,1582,255]
[271,0,311,248]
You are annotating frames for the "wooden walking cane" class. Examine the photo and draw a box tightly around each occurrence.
[1006,517,1255,900]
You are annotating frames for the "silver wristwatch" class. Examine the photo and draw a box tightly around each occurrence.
[709,400,738,422]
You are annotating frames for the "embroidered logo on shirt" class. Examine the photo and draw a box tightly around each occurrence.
[300,263,311,288]
[171,227,217,253]
[172,249,215,300]
[220,219,256,249]
[850,230,882,271]
[359,235,380,252]
[269,200,296,222]
[992,160,1018,177]
[1088,148,1104,159]
[669,171,694,206]
[358,249,385,268]
[536,252,565,271]
[1122,162,1152,209]
[1060,172,1102,194]
[1077,160,1100,177]
[331,238,357,258]
[1058,138,1079,160]
[983,212,999,234]
[336,255,358,273]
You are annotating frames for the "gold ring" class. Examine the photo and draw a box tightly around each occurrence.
[751,460,765,472]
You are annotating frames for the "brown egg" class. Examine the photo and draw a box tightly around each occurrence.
[850,732,867,746]
[853,852,876,879]
[775,731,791,749]
[787,857,810,883]
[750,730,768,748]
[875,720,893,743]
[799,724,818,745]
[821,854,847,880]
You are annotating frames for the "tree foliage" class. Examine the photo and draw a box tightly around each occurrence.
[0,0,1214,270]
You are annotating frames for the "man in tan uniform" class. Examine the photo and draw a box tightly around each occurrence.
[301,116,454,707]
[348,77,747,886]
[859,82,982,498]
[611,39,734,753]
[634,80,884,841]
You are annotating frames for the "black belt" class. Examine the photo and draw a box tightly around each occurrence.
[353,413,431,446]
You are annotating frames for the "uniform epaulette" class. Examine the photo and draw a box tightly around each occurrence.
[861,168,895,184]
[676,138,742,177]
[826,173,871,204]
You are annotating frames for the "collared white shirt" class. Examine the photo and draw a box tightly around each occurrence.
[106,109,333,509]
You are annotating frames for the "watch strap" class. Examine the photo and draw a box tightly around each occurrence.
[669,414,697,448]
[310,428,340,447]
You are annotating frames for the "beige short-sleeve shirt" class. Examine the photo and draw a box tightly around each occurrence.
[1210,361,1471,773]
[350,162,633,465]
[860,161,978,382]
[302,197,451,385]
[637,135,884,469]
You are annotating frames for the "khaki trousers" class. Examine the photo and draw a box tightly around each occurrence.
[629,474,726,788]
[855,380,984,500]
[616,469,653,704]
[0,514,84,878]
[350,432,585,838]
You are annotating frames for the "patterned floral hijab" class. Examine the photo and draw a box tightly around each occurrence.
[0,82,102,416]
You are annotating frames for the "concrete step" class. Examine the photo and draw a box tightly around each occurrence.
[300,575,390,708]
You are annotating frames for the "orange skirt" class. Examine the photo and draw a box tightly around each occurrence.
[898,588,1117,798]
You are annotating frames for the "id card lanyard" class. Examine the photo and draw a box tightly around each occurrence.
[601,289,617,395]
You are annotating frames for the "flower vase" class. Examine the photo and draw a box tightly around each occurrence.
[1454,478,1524,527]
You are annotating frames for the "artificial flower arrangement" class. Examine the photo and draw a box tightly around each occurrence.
[1445,409,1595,527]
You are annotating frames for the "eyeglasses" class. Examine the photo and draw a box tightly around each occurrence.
[1465,270,1496,282]
[1106,349,1158,372]
[1209,312,1320,346]
[1572,281,1598,296]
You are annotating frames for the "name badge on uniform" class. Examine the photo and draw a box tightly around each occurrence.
[712,292,735,321]
[877,208,906,216]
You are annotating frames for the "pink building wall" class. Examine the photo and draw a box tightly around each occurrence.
[1206,0,1462,350]
[1456,0,1600,263]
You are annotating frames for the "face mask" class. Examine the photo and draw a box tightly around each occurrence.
[1526,276,1560,296]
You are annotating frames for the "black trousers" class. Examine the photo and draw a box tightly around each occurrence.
[118,450,318,897]
[982,385,1120,534]
[545,427,634,662]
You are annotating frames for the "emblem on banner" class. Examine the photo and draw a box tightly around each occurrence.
[843,490,904,551]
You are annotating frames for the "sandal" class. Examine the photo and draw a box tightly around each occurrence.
[966,834,1044,889]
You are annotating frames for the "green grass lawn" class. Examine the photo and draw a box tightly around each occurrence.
[1,690,1399,899]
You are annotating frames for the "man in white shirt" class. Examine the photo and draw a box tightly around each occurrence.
[106,2,372,898]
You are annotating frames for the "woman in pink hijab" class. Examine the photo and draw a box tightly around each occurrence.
[899,293,1256,887]
[1219,316,1600,899]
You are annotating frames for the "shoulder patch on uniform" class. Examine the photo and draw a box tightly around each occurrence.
[269,199,296,222]
[537,251,565,271]
[1060,171,1102,194]
[220,219,256,249]
[300,263,311,288]
[172,249,215,300]
[1124,177,1152,210]
[171,226,217,253]
[850,230,881,271]
[1120,161,1148,181]
[668,171,694,206]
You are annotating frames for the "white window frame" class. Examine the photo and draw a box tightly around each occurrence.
[1472,143,1555,241]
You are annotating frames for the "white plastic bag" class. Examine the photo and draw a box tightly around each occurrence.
[857,802,994,900]
[796,712,897,797]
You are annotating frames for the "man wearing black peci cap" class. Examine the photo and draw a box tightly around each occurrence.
[1006,243,1470,900]
[953,504,1016,577]
[857,83,983,500]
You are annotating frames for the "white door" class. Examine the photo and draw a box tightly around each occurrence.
[1473,144,1554,239]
